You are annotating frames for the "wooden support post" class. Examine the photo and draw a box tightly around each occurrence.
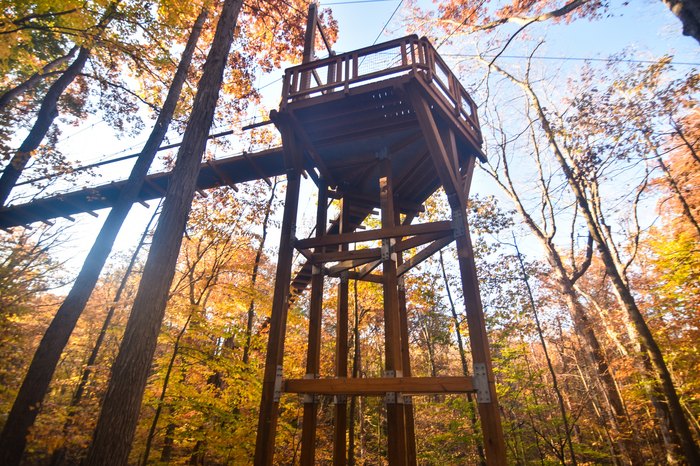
[254,130,303,466]
[448,158,505,466]
[408,88,506,465]
[396,211,417,466]
[379,156,408,466]
[452,196,506,466]
[333,200,350,465]
[300,179,328,466]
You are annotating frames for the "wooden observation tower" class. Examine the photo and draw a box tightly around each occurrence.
[0,5,506,464]
[254,5,506,465]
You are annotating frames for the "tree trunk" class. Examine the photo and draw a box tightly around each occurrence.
[160,423,175,463]
[662,0,700,44]
[50,204,160,466]
[0,46,79,113]
[85,0,243,463]
[0,2,118,206]
[562,124,700,466]
[0,45,89,206]
[0,10,206,465]
[483,126,639,463]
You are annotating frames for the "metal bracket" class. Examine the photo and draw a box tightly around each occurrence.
[451,208,466,238]
[273,365,284,402]
[334,395,347,404]
[303,373,319,403]
[312,265,321,275]
[384,392,396,404]
[403,395,412,405]
[473,363,491,403]
[383,370,396,378]
[381,240,391,261]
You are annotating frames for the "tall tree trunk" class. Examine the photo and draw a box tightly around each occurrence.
[160,423,176,463]
[662,0,700,44]
[73,202,161,408]
[483,132,638,462]
[85,0,243,463]
[0,1,118,206]
[0,10,206,465]
[551,115,700,466]
[242,177,278,365]
[0,46,79,113]
[51,204,160,466]
[558,282,641,464]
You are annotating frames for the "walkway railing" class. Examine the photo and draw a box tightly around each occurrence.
[281,35,480,139]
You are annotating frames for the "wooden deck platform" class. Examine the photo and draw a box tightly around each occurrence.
[276,34,484,208]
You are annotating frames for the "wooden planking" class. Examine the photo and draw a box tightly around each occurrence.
[284,376,475,395]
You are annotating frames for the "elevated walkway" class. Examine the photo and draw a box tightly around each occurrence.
[0,148,285,229]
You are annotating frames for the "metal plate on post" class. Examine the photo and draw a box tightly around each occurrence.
[451,208,466,238]
[273,365,284,402]
[381,239,391,261]
[473,362,491,403]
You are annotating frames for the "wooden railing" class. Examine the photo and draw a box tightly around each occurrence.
[281,35,480,138]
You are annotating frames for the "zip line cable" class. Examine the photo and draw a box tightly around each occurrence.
[371,0,404,45]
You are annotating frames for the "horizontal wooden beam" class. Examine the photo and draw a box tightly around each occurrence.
[326,257,378,275]
[296,221,452,250]
[311,247,380,264]
[284,376,475,396]
[345,271,383,283]
[394,229,453,253]
[329,187,425,214]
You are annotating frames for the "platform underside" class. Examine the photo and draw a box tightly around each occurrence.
[282,74,484,208]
